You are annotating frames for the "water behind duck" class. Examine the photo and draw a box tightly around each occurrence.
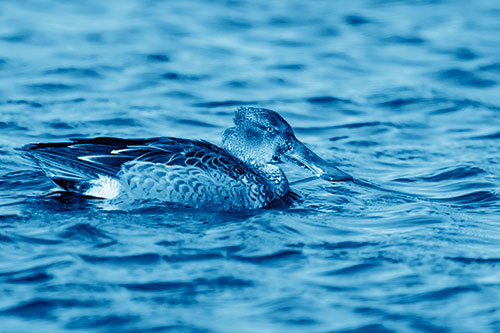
[0,0,499,332]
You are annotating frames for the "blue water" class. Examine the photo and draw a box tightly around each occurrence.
[1,0,499,332]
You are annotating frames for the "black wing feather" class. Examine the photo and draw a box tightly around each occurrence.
[19,137,249,182]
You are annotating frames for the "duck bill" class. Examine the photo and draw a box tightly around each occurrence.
[284,140,352,181]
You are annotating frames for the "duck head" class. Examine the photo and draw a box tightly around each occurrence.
[222,107,352,181]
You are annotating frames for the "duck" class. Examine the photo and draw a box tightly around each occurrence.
[19,107,352,210]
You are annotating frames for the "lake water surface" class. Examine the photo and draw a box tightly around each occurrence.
[0,0,499,332]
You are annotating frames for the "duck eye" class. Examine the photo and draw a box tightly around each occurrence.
[266,126,276,134]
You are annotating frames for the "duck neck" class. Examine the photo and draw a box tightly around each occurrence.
[253,162,289,198]
[222,129,288,198]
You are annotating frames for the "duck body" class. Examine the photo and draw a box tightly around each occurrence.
[21,137,288,210]
[19,107,351,210]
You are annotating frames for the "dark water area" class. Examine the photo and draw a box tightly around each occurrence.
[1,0,499,332]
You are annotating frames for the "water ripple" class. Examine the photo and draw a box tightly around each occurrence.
[3,298,102,319]
[395,166,485,182]
[80,253,161,265]
[231,249,303,264]
[446,256,500,264]
[193,100,258,108]
[43,67,102,78]
[25,83,76,93]
[436,191,499,207]
[435,68,497,88]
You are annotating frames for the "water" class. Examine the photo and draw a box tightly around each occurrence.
[1,0,499,332]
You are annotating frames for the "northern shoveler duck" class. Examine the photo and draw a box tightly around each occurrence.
[19,107,352,210]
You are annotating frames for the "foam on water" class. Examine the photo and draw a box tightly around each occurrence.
[0,0,499,332]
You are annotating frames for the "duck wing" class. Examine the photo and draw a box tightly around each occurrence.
[19,137,250,179]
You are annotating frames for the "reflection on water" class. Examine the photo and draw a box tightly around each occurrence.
[1,0,499,332]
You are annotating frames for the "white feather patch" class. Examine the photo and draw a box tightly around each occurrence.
[85,175,121,199]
